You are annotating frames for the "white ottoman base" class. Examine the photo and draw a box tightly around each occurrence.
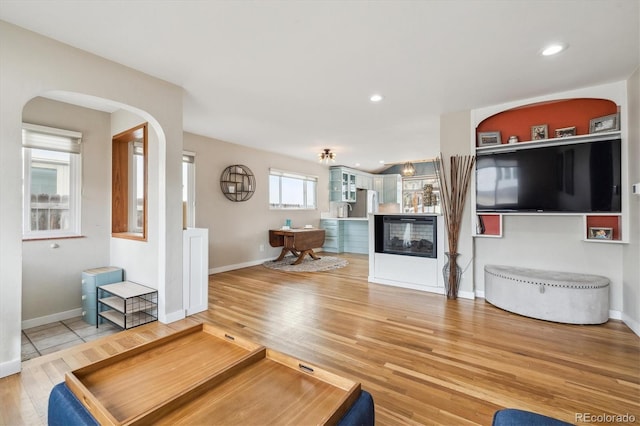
[484,265,610,325]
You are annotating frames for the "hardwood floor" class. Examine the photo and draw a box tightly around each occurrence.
[2,253,639,425]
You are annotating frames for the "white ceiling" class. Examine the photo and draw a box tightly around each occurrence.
[1,0,638,172]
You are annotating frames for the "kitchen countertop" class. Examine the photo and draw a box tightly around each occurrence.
[372,212,440,216]
[320,217,368,221]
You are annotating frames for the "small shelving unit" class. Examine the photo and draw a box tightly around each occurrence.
[584,214,622,243]
[475,214,502,237]
[220,165,256,202]
[476,130,621,154]
[97,281,158,329]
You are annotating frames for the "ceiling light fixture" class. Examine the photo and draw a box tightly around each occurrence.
[370,94,383,102]
[318,148,336,163]
[402,162,416,176]
[541,43,568,56]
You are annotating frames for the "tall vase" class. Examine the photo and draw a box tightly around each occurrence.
[442,252,462,299]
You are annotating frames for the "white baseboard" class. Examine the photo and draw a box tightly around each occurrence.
[608,309,622,320]
[457,290,475,300]
[622,313,640,337]
[159,309,186,324]
[210,257,273,274]
[21,307,83,330]
[475,290,485,299]
[0,358,21,379]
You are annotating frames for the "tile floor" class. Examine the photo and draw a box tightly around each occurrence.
[22,316,120,361]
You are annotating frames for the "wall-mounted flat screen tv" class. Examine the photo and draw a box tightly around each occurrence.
[476,139,621,213]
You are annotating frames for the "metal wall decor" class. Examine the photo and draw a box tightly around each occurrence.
[220,165,256,201]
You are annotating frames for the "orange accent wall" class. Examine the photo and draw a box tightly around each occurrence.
[586,216,621,240]
[476,98,618,146]
[479,214,501,236]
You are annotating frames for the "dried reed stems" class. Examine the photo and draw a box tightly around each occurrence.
[435,154,476,298]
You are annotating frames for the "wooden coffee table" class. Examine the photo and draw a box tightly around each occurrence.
[269,228,326,265]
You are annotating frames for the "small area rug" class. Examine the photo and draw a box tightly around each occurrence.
[263,255,348,272]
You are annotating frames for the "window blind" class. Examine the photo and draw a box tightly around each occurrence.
[269,168,317,182]
[22,123,82,154]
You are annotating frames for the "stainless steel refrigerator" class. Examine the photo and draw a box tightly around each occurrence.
[350,189,379,217]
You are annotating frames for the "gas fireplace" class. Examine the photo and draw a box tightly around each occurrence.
[374,215,437,258]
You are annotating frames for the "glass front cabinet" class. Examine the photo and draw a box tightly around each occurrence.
[342,171,356,202]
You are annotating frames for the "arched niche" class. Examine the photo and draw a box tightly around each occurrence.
[19,90,167,335]
[476,98,618,145]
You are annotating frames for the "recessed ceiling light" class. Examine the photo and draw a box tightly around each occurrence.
[379,160,385,164]
[354,163,361,167]
[370,94,383,102]
[541,43,568,56]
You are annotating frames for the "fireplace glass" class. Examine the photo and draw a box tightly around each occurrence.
[374,215,437,258]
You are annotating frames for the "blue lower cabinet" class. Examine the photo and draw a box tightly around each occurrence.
[81,267,123,326]
[320,219,369,254]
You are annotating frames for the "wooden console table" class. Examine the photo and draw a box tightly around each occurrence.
[269,228,326,265]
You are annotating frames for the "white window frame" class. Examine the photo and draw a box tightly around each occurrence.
[22,123,82,239]
[182,151,196,227]
[269,168,317,210]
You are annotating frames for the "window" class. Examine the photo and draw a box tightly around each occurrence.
[182,152,196,227]
[112,123,147,240]
[22,123,82,239]
[269,169,317,209]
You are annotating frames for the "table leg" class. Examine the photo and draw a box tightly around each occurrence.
[275,248,288,261]
[292,249,321,265]
[275,248,301,262]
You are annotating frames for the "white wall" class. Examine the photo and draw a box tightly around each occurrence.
[21,97,111,325]
[623,67,640,334]
[183,132,330,271]
[110,110,160,290]
[472,81,633,320]
[0,21,184,378]
[439,110,475,298]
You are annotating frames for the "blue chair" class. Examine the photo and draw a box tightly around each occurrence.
[492,408,573,426]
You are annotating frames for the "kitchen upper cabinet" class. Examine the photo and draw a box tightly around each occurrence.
[355,172,373,190]
[374,174,401,203]
[329,167,356,202]
[373,176,384,199]
[342,171,356,202]
[329,168,343,202]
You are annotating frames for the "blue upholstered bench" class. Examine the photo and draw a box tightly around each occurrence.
[492,408,573,426]
[48,382,374,426]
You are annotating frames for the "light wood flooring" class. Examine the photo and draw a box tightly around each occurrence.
[2,253,639,425]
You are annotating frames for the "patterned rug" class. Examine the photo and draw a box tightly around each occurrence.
[263,255,348,272]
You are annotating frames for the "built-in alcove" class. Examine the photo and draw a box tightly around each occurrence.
[476,98,618,144]
[473,97,624,242]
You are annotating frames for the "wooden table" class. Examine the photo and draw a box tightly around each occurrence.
[64,323,361,425]
[269,228,326,265]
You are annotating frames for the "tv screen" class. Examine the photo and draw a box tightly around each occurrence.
[476,139,621,213]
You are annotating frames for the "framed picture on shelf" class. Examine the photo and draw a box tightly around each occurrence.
[589,113,619,133]
[531,124,548,140]
[477,131,501,147]
[588,227,613,240]
[555,126,576,138]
